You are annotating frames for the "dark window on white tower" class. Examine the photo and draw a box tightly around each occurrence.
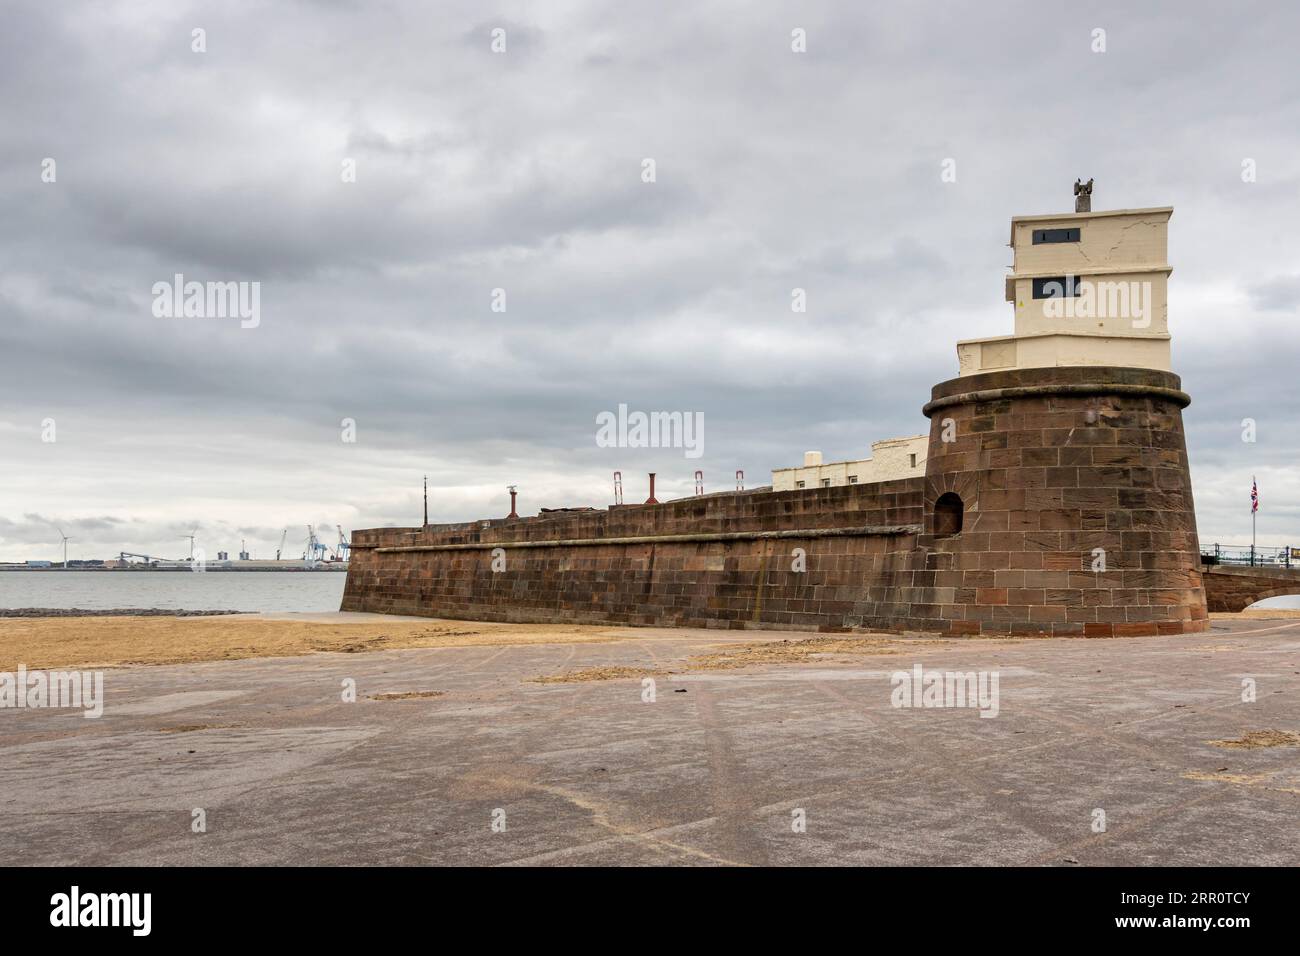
[1032,276,1082,299]
[1032,228,1080,244]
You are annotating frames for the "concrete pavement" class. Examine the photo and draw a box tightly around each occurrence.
[3,618,1298,866]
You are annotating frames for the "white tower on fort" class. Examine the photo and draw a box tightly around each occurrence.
[957,182,1173,376]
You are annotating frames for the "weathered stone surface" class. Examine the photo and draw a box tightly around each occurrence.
[1203,564,1300,612]
[343,366,1210,636]
[918,366,1206,635]
[343,481,926,632]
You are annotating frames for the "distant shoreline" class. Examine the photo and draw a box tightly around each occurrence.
[0,608,248,618]
[0,566,348,573]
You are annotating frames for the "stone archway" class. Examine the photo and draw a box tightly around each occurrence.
[934,492,964,536]
[1202,565,1300,613]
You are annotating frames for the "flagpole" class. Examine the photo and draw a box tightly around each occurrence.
[1251,475,1257,567]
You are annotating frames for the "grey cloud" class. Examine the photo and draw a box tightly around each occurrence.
[1248,275,1300,312]
[2,0,1300,561]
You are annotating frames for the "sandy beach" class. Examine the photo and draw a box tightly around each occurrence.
[0,612,617,672]
[1,607,1296,674]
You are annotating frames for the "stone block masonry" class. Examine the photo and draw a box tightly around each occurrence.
[1202,564,1300,613]
[343,365,1209,636]
[343,480,926,631]
[917,366,1207,636]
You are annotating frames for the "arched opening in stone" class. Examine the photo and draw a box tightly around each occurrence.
[1245,593,1300,611]
[934,492,963,536]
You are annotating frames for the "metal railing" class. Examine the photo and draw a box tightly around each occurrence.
[1201,544,1297,568]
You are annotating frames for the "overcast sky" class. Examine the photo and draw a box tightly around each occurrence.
[2,0,1298,563]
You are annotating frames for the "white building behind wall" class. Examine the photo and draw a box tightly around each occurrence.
[771,435,927,491]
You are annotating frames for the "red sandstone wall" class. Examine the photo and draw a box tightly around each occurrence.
[918,367,1208,636]
[342,481,926,631]
[1202,565,1300,612]
[342,367,1210,638]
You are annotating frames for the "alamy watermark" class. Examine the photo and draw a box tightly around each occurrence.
[1,665,104,718]
[152,273,260,329]
[50,886,150,936]
[596,404,704,459]
[1041,277,1153,328]
[890,663,999,718]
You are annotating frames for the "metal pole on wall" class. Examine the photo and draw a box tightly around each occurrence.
[1251,475,1257,567]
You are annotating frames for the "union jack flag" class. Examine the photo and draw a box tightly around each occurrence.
[1251,477,1259,514]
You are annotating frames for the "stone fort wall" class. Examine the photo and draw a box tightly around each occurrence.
[342,478,928,631]
[342,366,1209,636]
[916,366,1207,636]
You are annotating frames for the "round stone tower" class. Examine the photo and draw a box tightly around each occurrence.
[918,366,1207,636]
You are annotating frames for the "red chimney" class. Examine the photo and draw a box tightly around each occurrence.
[645,473,659,505]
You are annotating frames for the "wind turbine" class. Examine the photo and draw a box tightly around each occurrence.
[55,526,73,569]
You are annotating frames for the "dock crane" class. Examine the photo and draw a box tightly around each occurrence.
[305,526,331,564]
[336,526,350,562]
[275,528,288,560]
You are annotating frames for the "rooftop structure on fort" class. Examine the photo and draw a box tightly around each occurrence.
[958,184,1173,376]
